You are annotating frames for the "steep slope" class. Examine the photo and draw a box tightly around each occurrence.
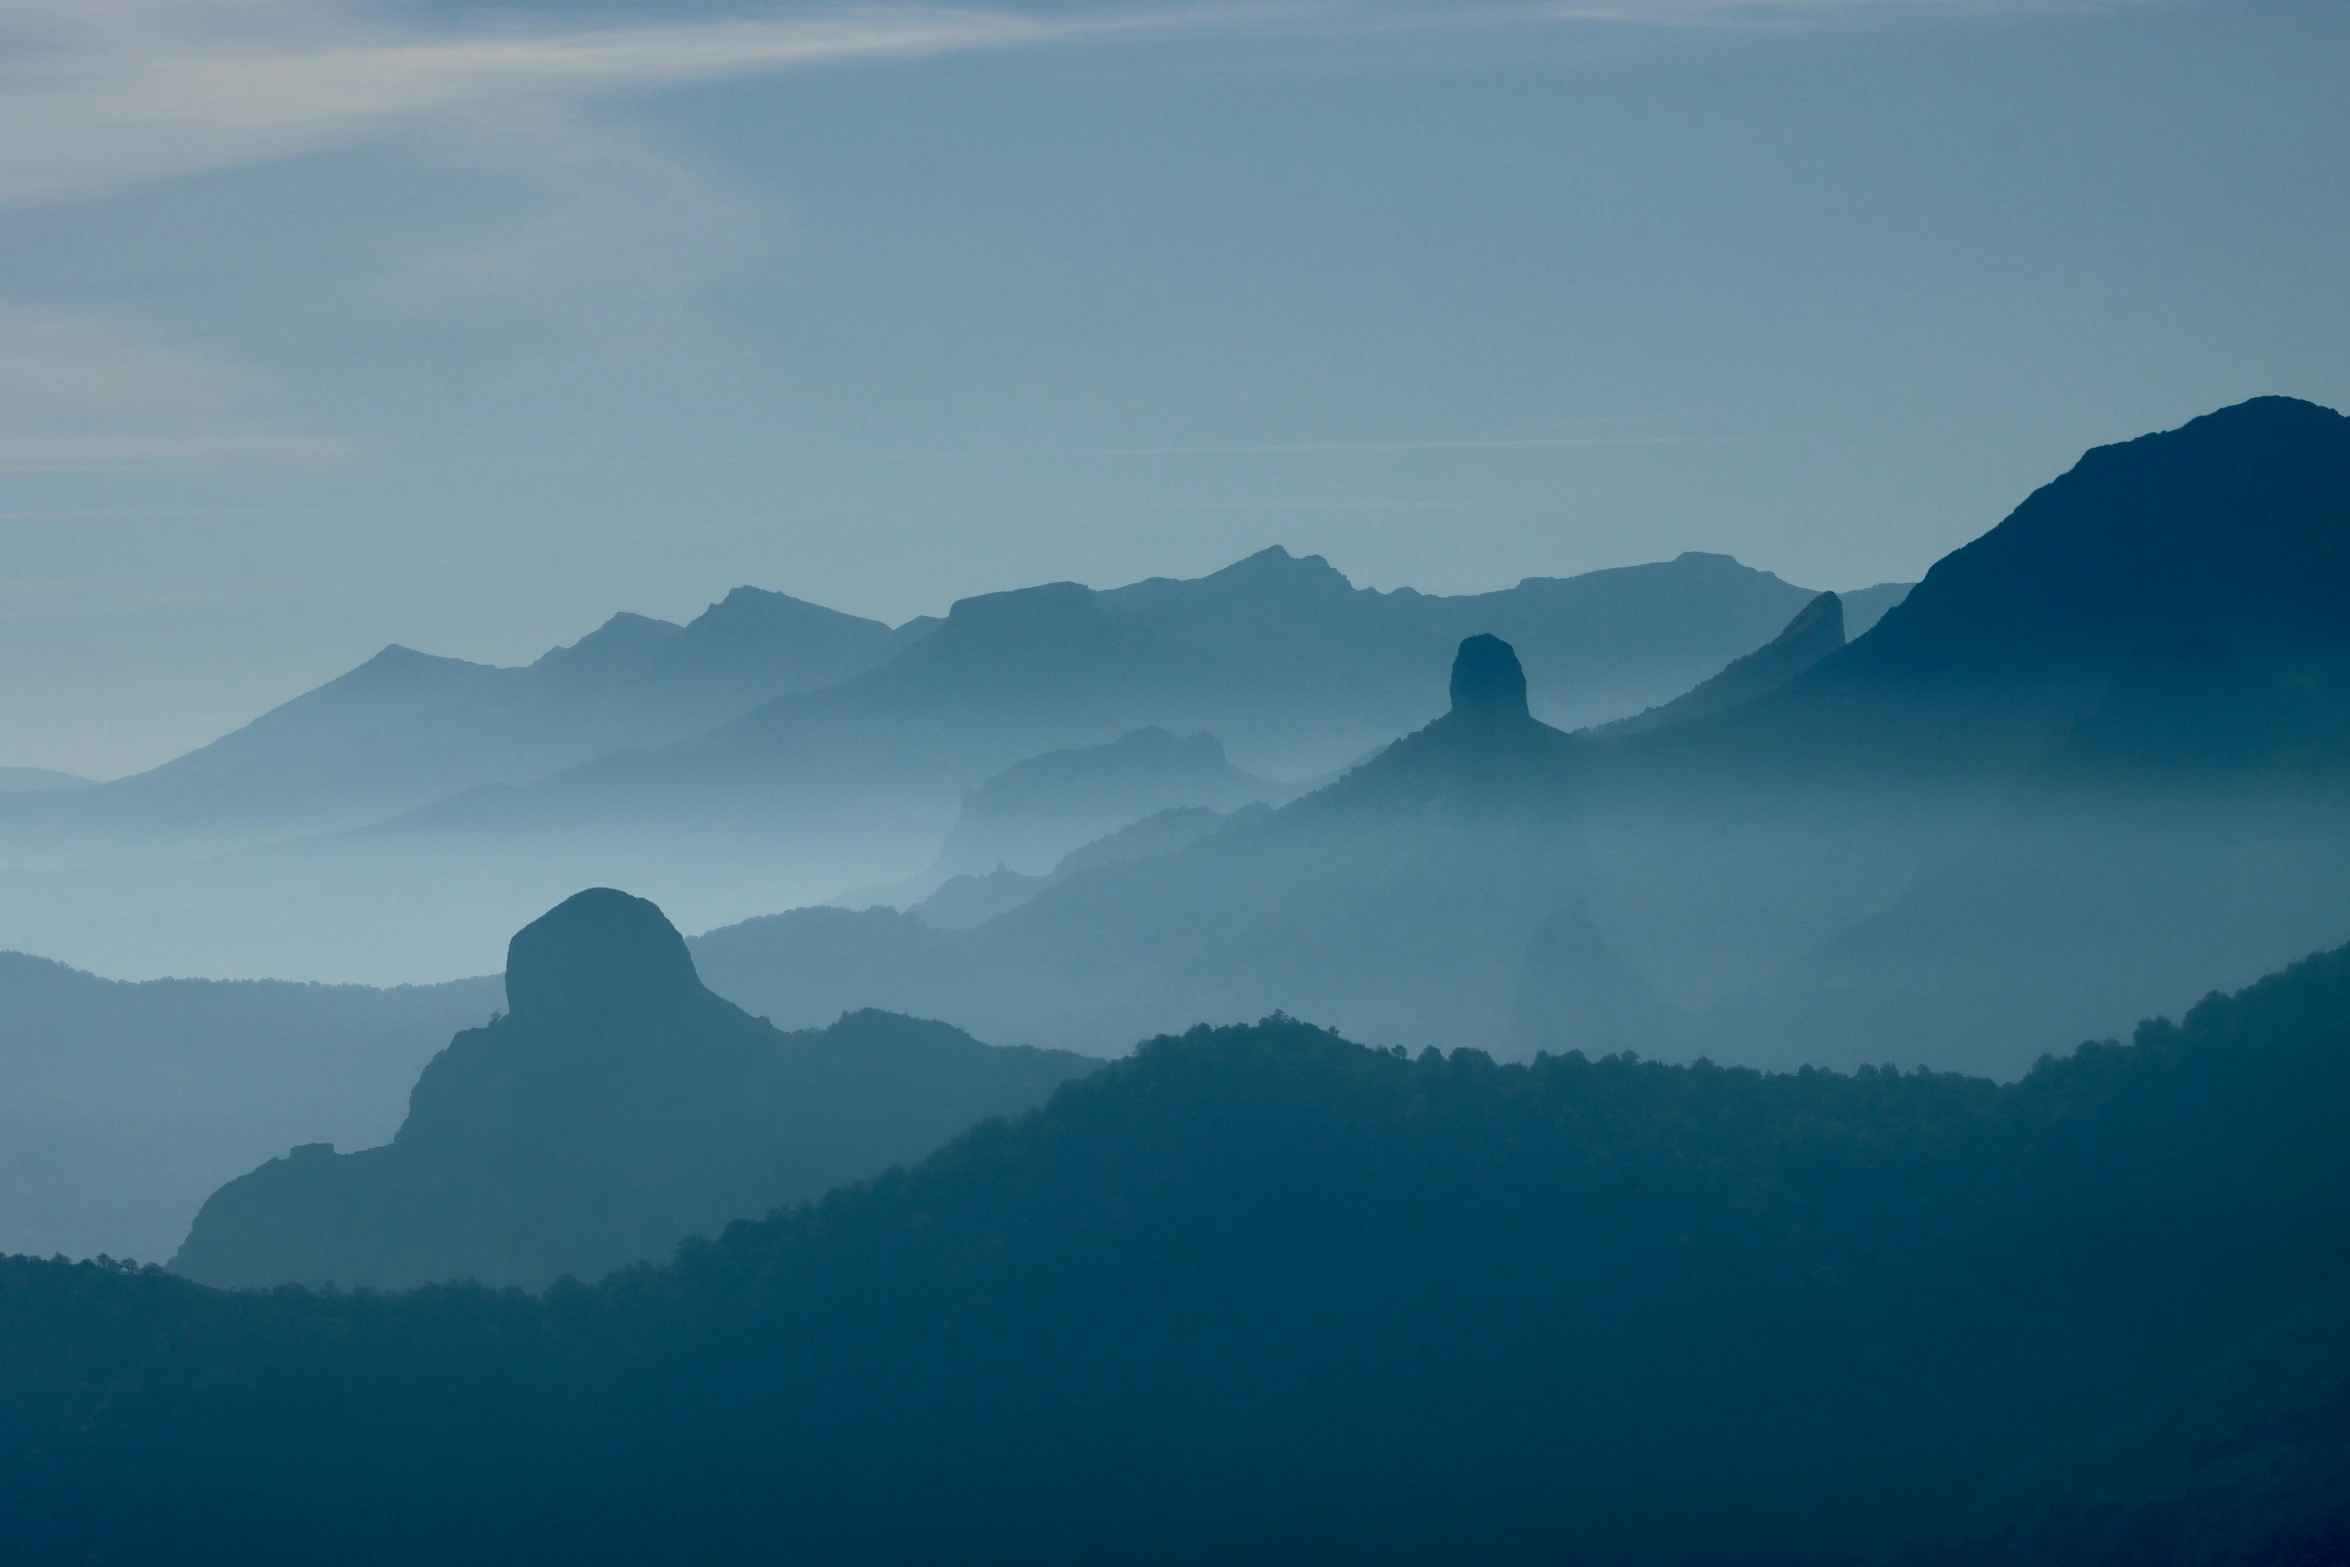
[1581,399,2350,1072]
[1637,396,2350,781]
[1548,396,2350,1046]
[0,954,500,1262]
[171,889,1095,1290]
[10,944,2350,1564]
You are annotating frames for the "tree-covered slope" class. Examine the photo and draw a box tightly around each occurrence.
[7,940,2350,1563]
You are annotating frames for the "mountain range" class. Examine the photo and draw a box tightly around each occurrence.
[0,588,931,864]
[0,547,1874,984]
[695,398,2350,1077]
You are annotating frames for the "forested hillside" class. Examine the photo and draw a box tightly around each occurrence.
[6,940,2349,1563]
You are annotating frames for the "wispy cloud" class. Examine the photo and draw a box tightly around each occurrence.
[0,0,2163,205]
[0,1,1304,205]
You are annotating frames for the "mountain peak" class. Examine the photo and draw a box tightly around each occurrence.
[1449,634,1530,723]
[504,888,702,1028]
[1199,546,1357,598]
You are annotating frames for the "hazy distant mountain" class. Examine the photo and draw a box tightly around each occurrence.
[344,549,1810,948]
[0,954,499,1262]
[172,889,1096,1290]
[511,546,1818,815]
[848,726,1284,913]
[0,768,92,793]
[695,634,1597,1055]
[699,398,2350,1077]
[0,547,1829,984]
[932,727,1281,879]
[0,587,925,862]
[912,803,1269,931]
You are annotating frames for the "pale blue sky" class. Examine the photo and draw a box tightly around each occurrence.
[2,0,2344,775]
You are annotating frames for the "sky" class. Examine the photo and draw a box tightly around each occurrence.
[0,0,2344,778]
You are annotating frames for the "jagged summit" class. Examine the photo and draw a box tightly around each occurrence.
[1449,633,1531,722]
[504,888,702,1028]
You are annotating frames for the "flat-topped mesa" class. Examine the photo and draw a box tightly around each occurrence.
[504,887,703,1028]
[1449,634,1532,724]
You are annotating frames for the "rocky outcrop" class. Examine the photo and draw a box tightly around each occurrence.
[172,889,1096,1291]
[1304,634,1587,816]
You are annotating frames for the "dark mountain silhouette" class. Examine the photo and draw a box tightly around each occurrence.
[1641,396,2350,780]
[0,953,499,1262]
[171,889,1095,1290]
[1534,396,2350,1059]
[1596,590,1844,736]
[10,942,2350,1564]
[0,587,922,862]
[1558,399,2350,1070]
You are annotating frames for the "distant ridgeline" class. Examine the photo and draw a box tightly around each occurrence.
[7,939,2350,1563]
[172,890,1097,1291]
[0,545,1850,982]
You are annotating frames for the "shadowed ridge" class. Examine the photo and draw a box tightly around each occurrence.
[1826,395,2350,684]
[1614,396,2350,779]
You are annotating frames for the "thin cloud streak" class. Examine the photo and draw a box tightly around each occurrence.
[0,0,2165,205]
[0,2,1311,204]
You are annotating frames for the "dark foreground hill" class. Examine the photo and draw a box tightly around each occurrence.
[171,889,1096,1290]
[7,942,2350,1564]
